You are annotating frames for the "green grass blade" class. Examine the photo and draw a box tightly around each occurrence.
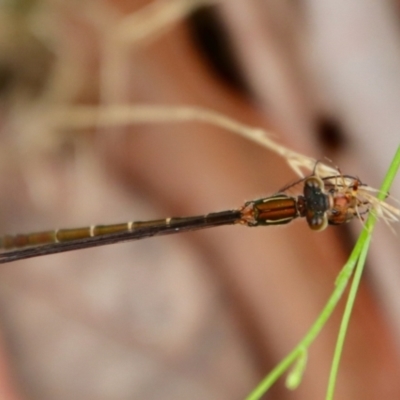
[326,145,400,400]
[246,146,400,400]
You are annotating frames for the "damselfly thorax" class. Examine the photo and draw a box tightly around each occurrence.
[240,174,366,230]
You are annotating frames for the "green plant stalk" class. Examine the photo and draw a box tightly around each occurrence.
[326,145,400,400]
[245,246,360,400]
[246,146,400,400]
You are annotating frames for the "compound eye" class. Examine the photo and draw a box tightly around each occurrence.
[306,211,328,231]
[304,176,324,190]
[304,176,325,199]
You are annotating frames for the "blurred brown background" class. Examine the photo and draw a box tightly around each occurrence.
[0,0,399,399]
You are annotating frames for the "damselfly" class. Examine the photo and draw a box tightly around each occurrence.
[0,172,369,264]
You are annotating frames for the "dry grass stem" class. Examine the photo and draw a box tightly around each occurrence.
[47,103,400,226]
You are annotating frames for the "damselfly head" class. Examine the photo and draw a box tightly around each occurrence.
[302,176,329,231]
[305,161,400,228]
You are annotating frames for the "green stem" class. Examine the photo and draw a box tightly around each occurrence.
[246,248,360,400]
[326,145,400,400]
[246,146,400,400]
